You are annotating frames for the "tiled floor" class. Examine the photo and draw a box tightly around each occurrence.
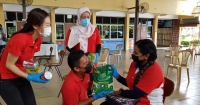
[1,47,200,105]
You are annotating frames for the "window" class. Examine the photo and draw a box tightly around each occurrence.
[103,25,110,39]
[103,17,110,24]
[111,25,118,38]
[96,17,103,24]
[56,24,64,39]
[118,25,124,38]
[130,18,134,25]
[118,18,125,24]
[65,15,73,23]
[6,12,16,21]
[111,17,117,24]
[129,26,134,38]
[17,12,23,21]
[55,14,64,22]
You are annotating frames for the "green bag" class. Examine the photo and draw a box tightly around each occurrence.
[92,64,113,95]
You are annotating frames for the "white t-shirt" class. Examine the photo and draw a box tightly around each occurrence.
[0,28,6,45]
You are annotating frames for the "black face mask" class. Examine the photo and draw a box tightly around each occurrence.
[131,54,144,64]
[84,62,93,74]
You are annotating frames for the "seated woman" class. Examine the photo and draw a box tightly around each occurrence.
[103,39,164,105]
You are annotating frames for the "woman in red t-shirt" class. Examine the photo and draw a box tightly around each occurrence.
[65,7,102,96]
[102,39,164,105]
[0,8,50,105]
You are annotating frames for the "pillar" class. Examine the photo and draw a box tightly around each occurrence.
[124,14,130,51]
[0,4,5,29]
[152,16,158,47]
[91,12,96,26]
[50,8,56,43]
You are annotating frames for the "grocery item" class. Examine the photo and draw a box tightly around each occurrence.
[87,53,96,63]
[23,60,42,74]
[106,95,138,105]
[92,64,113,95]
[41,71,53,80]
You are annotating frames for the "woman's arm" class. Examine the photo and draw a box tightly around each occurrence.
[6,53,28,78]
[120,86,147,99]
[116,75,128,86]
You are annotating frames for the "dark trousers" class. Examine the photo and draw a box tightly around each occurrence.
[0,45,5,51]
[0,77,36,105]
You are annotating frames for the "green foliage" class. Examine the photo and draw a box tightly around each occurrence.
[181,41,190,46]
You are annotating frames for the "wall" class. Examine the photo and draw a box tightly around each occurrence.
[172,19,180,44]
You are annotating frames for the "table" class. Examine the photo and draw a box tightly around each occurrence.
[34,44,59,60]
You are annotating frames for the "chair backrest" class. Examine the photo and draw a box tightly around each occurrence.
[169,45,181,56]
[163,77,174,103]
[0,48,4,61]
[98,48,110,62]
[179,49,191,67]
[114,44,122,54]
[59,50,65,65]
[49,47,53,58]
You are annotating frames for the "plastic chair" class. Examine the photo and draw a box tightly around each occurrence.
[98,48,110,66]
[164,45,181,69]
[43,50,65,81]
[37,47,53,65]
[166,49,191,84]
[109,44,123,64]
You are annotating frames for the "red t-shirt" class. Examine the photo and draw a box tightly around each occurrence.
[0,33,42,79]
[126,62,164,105]
[61,71,90,105]
[65,28,101,53]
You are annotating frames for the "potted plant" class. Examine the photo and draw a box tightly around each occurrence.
[190,39,200,45]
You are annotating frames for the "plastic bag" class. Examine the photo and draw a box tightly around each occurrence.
[106,95,138,105]
[23,60,42,74]
[92,64,113,95]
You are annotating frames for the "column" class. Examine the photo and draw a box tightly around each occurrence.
[152,16,158,47]
[0,4,5,29]
[50,8,56,43]
[124,14,130,51]
[91,12,96,26]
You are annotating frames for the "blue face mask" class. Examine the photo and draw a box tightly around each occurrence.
[80,19,90,27]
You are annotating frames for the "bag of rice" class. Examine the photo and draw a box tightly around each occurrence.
[92,64,113,95]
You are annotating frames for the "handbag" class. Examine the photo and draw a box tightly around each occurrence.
[106,95,138,105]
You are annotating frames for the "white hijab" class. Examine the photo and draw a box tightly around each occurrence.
[68,7,96,53]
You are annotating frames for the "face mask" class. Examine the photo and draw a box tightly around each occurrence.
[80,19,90,27]
[40,27,51,37]
[132,54,144,64]
[84,62,93,73]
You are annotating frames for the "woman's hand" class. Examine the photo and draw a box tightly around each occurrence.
[110,65,120,78]
[112,88,125,96]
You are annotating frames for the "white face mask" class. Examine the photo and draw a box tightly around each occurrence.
[40,27,51,37]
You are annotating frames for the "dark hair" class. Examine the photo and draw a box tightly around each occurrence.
[0,24,2,27]
[12,8,49,37]
[68,50,85,71]
[135,39,157,61]
[133,39,157,86]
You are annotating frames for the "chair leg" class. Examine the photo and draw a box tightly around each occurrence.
[55,66,63,81]
[57,88,61,98]
[44,66,47,72]
[166,66,170,77]
[177,67,182,84]
[186,68,190,83]
[45,59,49,63]
[164,58,166,70]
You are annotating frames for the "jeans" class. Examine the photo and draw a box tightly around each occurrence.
[0,77,36,105]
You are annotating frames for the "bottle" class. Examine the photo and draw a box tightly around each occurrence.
[41,71,52,80]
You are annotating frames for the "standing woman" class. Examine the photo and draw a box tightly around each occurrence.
[65,7,102,95]
[0,8,50,105]
[65,6,101,66]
